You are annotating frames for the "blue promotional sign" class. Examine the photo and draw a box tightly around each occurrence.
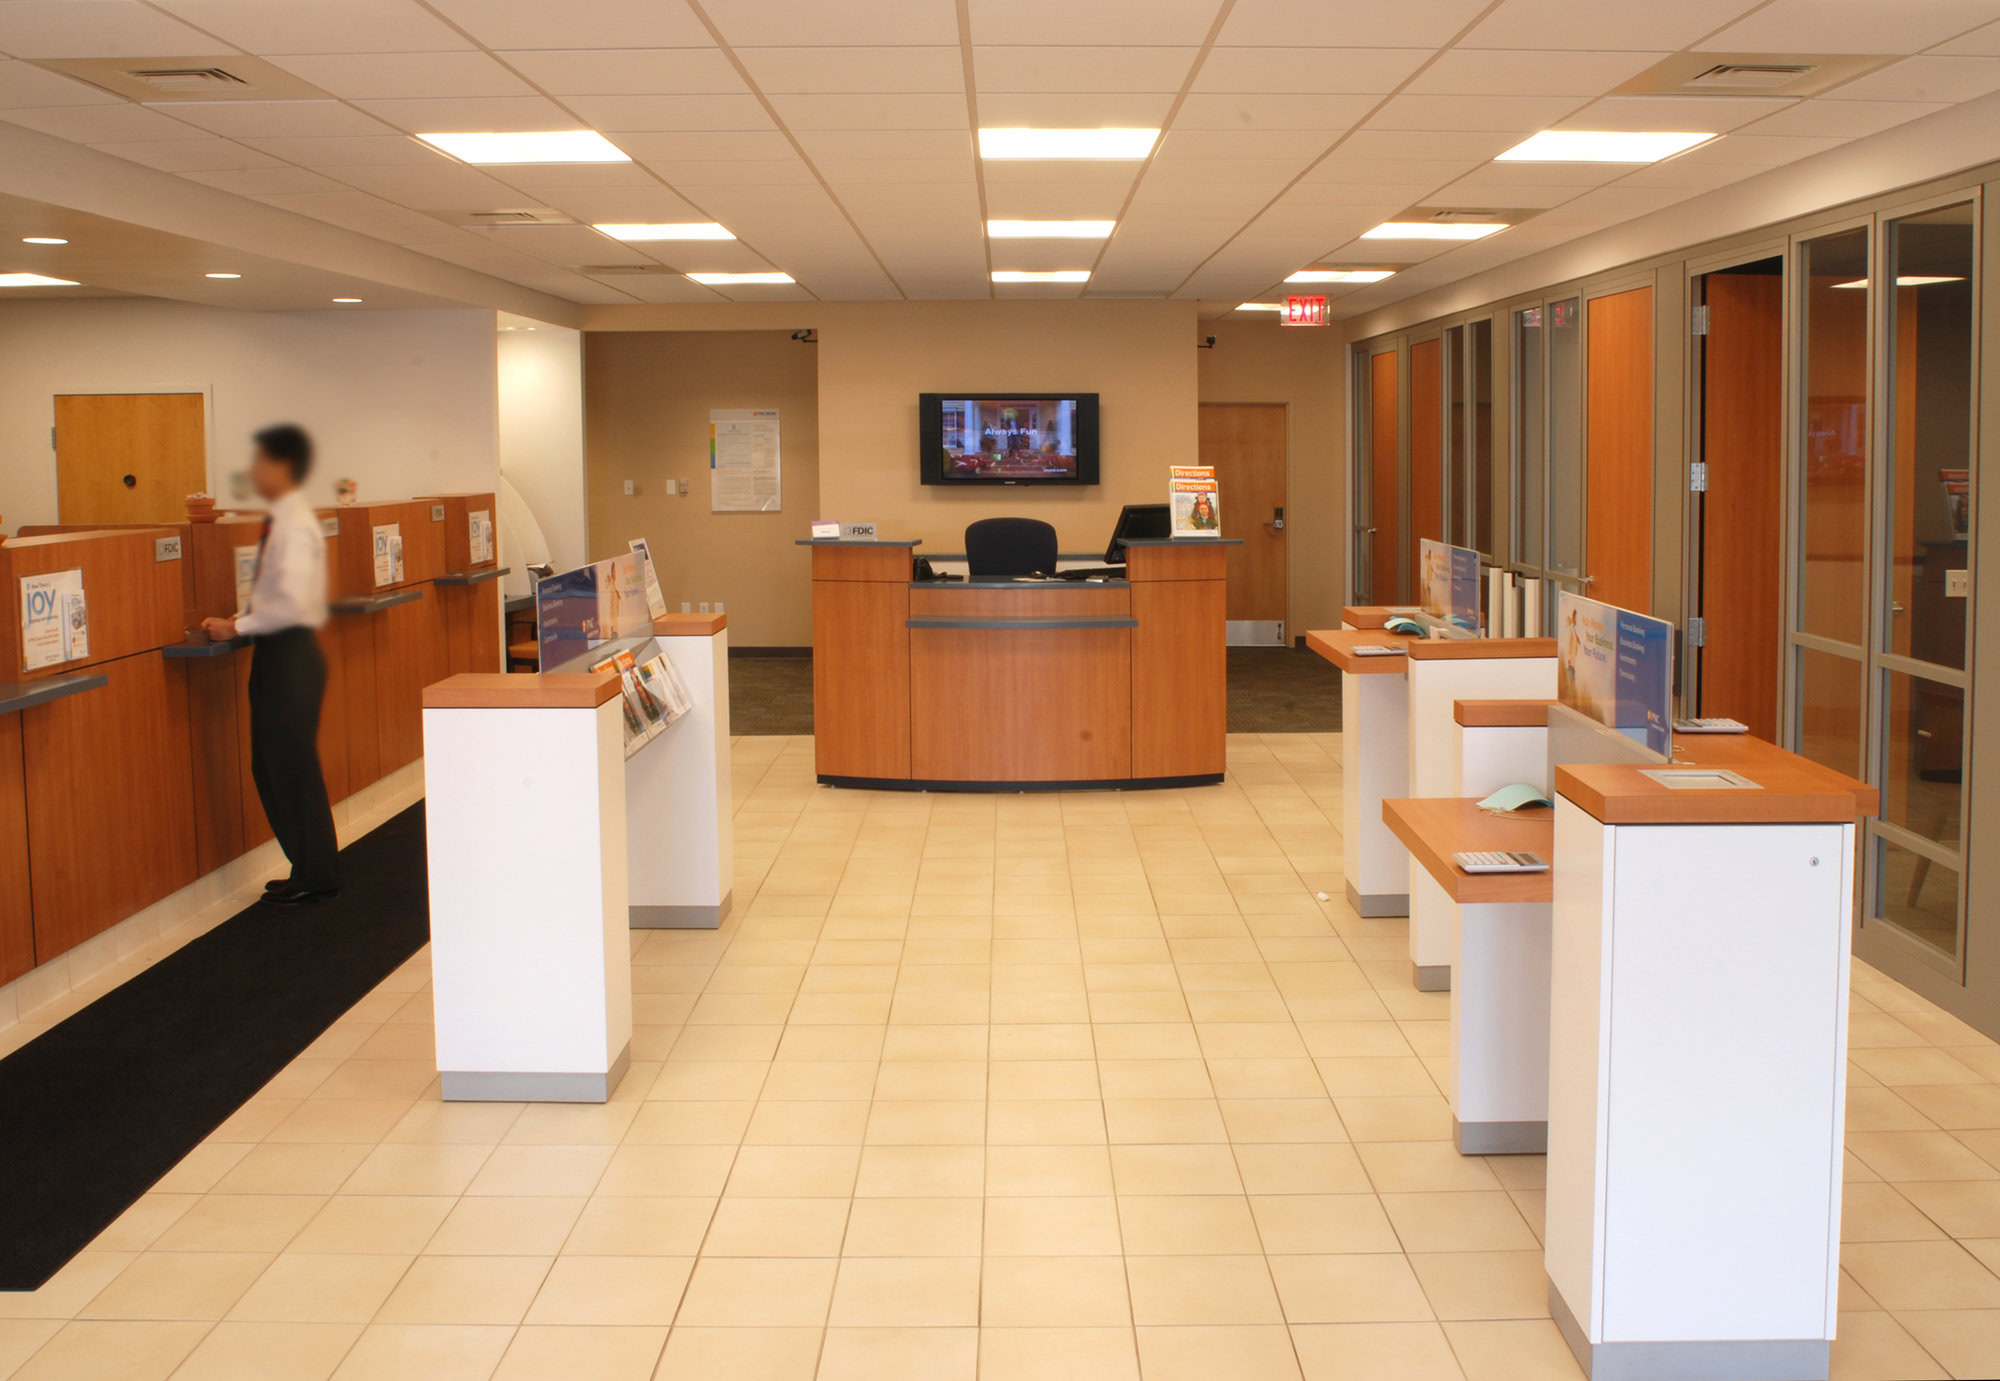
[1419,538,1482,634]
[1555,592,1673,757]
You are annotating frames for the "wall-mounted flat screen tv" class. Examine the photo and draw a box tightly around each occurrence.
[919,393,1100,485]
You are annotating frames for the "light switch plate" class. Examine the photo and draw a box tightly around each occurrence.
[1947,568,1970,598]
[623,479,635,496]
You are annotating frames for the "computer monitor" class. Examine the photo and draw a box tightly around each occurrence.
[1104,503,1171,563]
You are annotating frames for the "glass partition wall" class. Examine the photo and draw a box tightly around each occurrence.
[1508,297,1584,627]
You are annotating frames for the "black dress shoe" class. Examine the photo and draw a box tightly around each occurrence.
[264,878,295,894]
[263,884,341,906]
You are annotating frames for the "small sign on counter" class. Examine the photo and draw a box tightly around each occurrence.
[20,567,88,671]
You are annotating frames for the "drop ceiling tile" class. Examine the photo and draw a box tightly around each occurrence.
[980,158,1146,183]
[615,130,798,161]
[608,274,731,302]
[498,48,745,96]
[1715,0,2000,56]
[185,165,349,196]
[324,162,520,199]
[767,92,968,130]
[470,223,656,264]
[795,129,971,160]
[1175,93,1375,130]
[423,0,710,48]
[629,241,774,272]
[0,1,225,58]
[88,137,289,172]
[1368,92,1587,132]
[1672,131,1848,165]
[1458,0,1752,50]
[268,52,535,101]
[156,0,475,54]
[1,103,205,143]
[790,271,901,300]
[1139,158,1303,187]
[977,91,1173,125]
[1194,46,1428,94]
[520,188,705,220]
[0,59,123,108]
[562,93,774,132]
[168,99,400,138]
[1933,18,2000,54]
[1737,99,1948,138]
[967,0,1224,46]
[972,45,1197,93]
[1553,95,1796,133]
[255,189,456,238]
[1611,158,1762,190]
[709,281,813,301]
[1426,176,1595,208]
[1407,48,1668,96]
[1153,128,1335,159]
[981,182,1130,217]
[240,134,445,167]
[1219,0,1496,47]
[489,161,665,191]
[1278,180,1454,206]
[703,0,959,46]
[1337,128,1522,161]
[1826,54,2000,102]
[743,46,963,94]
[642,159,821,185]
[1296,155,1477,184]
[817,158,979,183]
[353,95,589,133]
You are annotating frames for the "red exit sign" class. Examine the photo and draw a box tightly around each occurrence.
[1283,294,1328,327]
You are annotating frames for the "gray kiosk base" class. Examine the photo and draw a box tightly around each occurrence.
[442,1044,632,1104]
[1412,962,1450,992]
[1550,1283,1829,1381]
[631,892,733,930]
[1454,1117,1547,1155]
[1345,882,1409,918]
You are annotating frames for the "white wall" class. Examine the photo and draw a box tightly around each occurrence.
[0,298,500,527]
[497,323,587,573]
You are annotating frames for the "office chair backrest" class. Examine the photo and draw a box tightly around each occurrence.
[964,517,1059,577]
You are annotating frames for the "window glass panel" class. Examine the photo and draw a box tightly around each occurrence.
[1799,228,1870,644]
[1446,324,1468,546]
[1884,204,1975,671]
[1876,838,1959,961]
[1471,318,1495,556]
[1795,645,1864,778]
[1548,298,1584,577]
[1882,668,1965,847]
[1513,307,1544,569]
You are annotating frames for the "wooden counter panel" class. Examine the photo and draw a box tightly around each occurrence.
[314,628,350,809]
[1384,796,1554,904]
[22,652,197,963]
[1,528,189,678]
[374,593,442,774]
[811,545,913,583]
[334,613,382,793]
[813,579,911,778]
[1457,698,1555,727]
[332,501,441,597]
[187,655,247,874]
[909,585,1130,619]
[419,493,498,574]
[1124,543,1228,583]
[189,516,263,621]
[1132,577,1225,778]
[438,580,503,678]
[1305,628,1414,674]
[400,500,447,586]
[911,625,1132,782]
[0,715,31,986]
[1407,637,1556,661]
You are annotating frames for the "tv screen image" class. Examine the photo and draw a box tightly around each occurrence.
[920,393,1099,485]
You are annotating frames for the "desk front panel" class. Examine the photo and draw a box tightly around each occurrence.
[814,579,912,779]
[0,714,31,985]
[909,584,1130,620]
[911,624,1133,783]
[1132,576,1226,779]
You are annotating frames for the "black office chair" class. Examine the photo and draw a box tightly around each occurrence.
[964,517,1059,578]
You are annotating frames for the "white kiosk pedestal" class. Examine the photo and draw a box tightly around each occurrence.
[628,613,734,929]
[1402,640,1554,990]
[423,672,633,1102]
[1307,628,1412,918]
[1546,761,1871,1381]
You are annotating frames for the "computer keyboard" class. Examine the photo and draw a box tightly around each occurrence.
[1453,851,1550,874]
[1672,717,1749,734]
[1058,566,1127,580]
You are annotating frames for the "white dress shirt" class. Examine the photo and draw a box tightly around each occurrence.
[235,489,329,635]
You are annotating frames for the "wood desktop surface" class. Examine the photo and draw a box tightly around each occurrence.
[424,671,621,710]
[1304,628,1414,674]
[1384,796,1554,905]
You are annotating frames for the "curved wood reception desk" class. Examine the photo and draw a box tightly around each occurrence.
[805,537,1233,790]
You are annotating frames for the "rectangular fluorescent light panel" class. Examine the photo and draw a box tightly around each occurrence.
[1362,221,1507,241]
[1287,269,1395,283]
[1498,130,1715,163]
[978,128,1158,160]
[595,222,734,241]
[0,272,78,287]
[1236,303,1283,311]
[415,130,628,164]
[991,270,1091,283]
[986,220,1116,238]
[1832,276,1965,289]
[686,271,793,285]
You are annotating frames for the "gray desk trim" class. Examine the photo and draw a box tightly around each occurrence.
[162,636,250,659]
[913,579,1131,590]
[795,538,922,547]
[907,616,1139,630]
[435,565,510,587]
[925,551,1106,562]
[331,587,425,615]
[0,671,108,716]
[1119,537,1244,546]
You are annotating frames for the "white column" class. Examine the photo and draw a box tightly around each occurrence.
[1341,669,1410,916]
[628,624,735,928]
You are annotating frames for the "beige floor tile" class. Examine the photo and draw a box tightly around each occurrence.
[652,1325,821,1380]
[1827,1311,1948,1380]
[1114,1194,1261,1256]
[675,1257,837,1326]
[1126,1255,1284,1325]
[491,1324,666,1381]
[984,1197,1121,1255]
[376,1254,551,1325]
[624,1100,756,1143]
[1207,1059,1328,1099]
[562,1196,714,1256]
[521,1255,692,1326]
[1292,1321,1467,1380]
[290,1197,453,1256]
[211,1142,372,1195]
[979,1326,1141,1381]
[981,1256,1132,1326]
[0,1320,62,1377]
[464,1144,613,1197]
[7,1320,208,1381]
[1356,1143,1502,1193]
[1269,1254,1435,1324]
[1849,1130,2000,1182]
[988,1099,1110,1145]
[172,1320,363,1381]
[828,1256,981,1326]
[1221,1099,1347,1144]
[856,1145,986,1197]
[1842,1240,2000,1310]
[1898,1180,2000,1239]
[724,1144,861,1198]
[1439,1319,1585,1381]
[863,1100,986,1146]
[1250,1194,1402,1255]
[844,1197,984,1256]
[86,1195,198,1255]
[226,1253,409,1323]
[1235,1143,1373,1195]
[78,1251,270,1321]
[818,1327,977,1380]
[704,1197,851,1256]
[1408,1251,1549,1321]
[986,1145,1113,1197]
[1380,1193,1539,1254]
[151,1195,323,1253]
[1104,1098,1228,1145]
[328,1323,515,1381]
[1135,1324,1302,1380]
[873,1060,987,1099]
[426,1197,583,1256]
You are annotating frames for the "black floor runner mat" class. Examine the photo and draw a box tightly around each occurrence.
[0,803,430,1290]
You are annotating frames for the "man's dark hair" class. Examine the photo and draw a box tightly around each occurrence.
[254,423,314,481]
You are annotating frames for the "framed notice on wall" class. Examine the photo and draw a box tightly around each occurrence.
[710,408,781,513]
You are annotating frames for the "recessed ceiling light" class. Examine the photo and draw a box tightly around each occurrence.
[978,128,1159,160]
[415,130,629,165]
[205,271,240,279]
[332,296,363,303]
[1498,130,1715,164]
[686,271,794,285]
[22,236,67,246]
[1831,276,1965,289]
[991,270,1091,283]
[1236,303,1283,312]
[595,222,735,241]
[986,219,1116,239]
[0,272,78,287]
[1361,222,1508,241]
[1286,269,1396,284]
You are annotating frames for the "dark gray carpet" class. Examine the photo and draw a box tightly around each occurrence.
[728,647,1342,737]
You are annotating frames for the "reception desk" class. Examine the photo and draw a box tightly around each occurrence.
[805,537,1233,789]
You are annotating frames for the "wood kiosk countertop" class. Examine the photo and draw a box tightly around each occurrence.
[1383,797,1553,904]
[423,672,622,710]
[1406,637,1557,662]
[1557,752,1877,826]
[1341,605,1417,629]
[1455,698,1556,727]
[1304,628,1416,674]
[654,612,727,636]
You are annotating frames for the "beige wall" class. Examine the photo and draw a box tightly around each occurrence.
[1195,319,1348,638]
[584,329,819,647]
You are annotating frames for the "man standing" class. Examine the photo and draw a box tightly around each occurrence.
[203,425,341,905]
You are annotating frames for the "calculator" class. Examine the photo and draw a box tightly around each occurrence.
[1672,717,1749,734]
[1352,644,1407,658]
[1452,851,1550,874]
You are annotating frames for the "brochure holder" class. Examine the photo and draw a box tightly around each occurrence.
[627,613,733,929]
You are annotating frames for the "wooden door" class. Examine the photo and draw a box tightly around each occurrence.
[1198,403,1286,629]
[1699,270,1784,739]
[1585,287,1654,612]
[54,393,207,527]
[1366,351,1399,602]
[1409,339,1443,594]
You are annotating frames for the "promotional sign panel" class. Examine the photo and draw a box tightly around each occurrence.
[1170,465,1221,536]
[1556,591,1673,757]
[1418,538,1482,633]
[536,554,656,671]
[711,407,782,512]
[19,568,87,672]
[371,523,404,587]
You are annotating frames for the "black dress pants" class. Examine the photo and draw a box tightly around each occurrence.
[248,628,340,891]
